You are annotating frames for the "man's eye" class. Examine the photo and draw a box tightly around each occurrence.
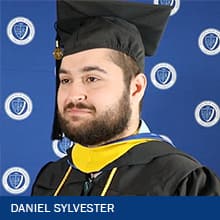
[86,76,99,83]
[60,79,70,84]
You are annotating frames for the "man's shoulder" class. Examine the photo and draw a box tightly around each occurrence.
[32,156,69,192]
[138,141,203,174]
[119,140,201,168]
[37,156,68,177]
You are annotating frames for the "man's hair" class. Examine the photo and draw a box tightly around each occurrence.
[109,50,144,113]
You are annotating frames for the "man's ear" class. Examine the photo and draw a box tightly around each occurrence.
[130,73,147,102]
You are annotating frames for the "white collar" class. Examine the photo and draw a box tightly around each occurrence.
[138,120,151,133]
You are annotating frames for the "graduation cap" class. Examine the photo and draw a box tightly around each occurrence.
[52,0,172,139]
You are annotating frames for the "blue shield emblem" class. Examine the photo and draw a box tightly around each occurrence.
[156,68,171,85]
[200,105,215,122]
[11,98,26,115]
[204,33,219,51]
[58,137,72,154]
[8,172,24,189]
[159,0,174,6]
[13,22,29,40]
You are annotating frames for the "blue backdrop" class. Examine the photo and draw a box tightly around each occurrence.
[1,0,220,196]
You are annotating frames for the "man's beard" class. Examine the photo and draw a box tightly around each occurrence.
[58,89,132,146]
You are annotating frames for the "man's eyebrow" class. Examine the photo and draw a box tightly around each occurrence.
[59,68,70,75]
[80,66,107,74]
[58,66,108,75]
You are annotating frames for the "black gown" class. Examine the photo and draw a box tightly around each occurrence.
[31,141,220,196]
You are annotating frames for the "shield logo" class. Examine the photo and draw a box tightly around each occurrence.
[13,22,29,40]
[11,98,26,115]
[159,0,174,6]
[156,68,171,85]
[204,33,219,51]
[200,105,215,122]
[58,137,72,154]
[8,172,24,189]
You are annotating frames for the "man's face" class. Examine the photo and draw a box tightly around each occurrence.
[57,48,132,146]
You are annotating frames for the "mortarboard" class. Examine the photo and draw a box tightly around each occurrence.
[54,0,172,71]
[52,0,172,139]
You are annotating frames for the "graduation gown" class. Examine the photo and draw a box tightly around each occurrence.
[31,141,220,196]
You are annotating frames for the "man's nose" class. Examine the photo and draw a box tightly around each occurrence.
[67,83,87,102]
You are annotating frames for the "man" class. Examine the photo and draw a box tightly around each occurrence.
[32,0,220,196]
